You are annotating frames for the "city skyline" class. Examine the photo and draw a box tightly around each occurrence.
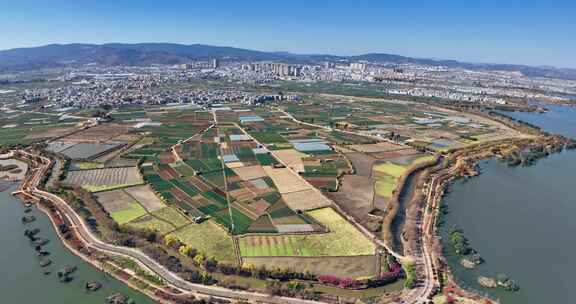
[1,1,575,68]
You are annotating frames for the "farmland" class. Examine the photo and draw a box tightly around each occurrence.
[0,108,81,145]
[170,221,236,263]
[126,215,176,235]
[123,185,166,212]
[110,203,147,224]
[27,102,431,288]
[63,167,143,192]
[239,207,375,257]
[243,255,377,278]
[281,94,523,150]
[152,207,191,228]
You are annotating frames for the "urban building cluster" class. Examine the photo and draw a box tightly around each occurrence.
[15,58,576,110]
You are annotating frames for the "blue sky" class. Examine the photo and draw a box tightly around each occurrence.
[1,1,575,68]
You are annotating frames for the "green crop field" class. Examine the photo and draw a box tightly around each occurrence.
[144,174,174,192]
[127,214,176,235]
[184,159,210,172]
[201,143,219,159]
[231,207,254,234]
[239,235,309,256]
[235,146,256,162]
[202,190,228,205]
[375,175,397,198]
[373,162,407,177]
[172,162,196,176]
[250,131,287,143]
[170,221,236,263]
[197,204,223,215]
[412,155,436,165]
[239,207,375,257]
[152,206,191,228]
[110,202,147,224]
[255,153,277,166]
[171,178,200,197]
[201,170,225,188]
[302,164,338,177]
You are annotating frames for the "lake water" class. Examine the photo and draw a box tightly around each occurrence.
[439,104,576,303]
[0,184,154,304]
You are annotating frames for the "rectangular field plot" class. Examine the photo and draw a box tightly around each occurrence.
[230,207,254,234]
[249,131,288,144]
[170,221,236,263]
[59,123,131,142]
[349,142,407,153]
[239,235,307,256]
[231,165,267,181]
[123,185,166,212]
[374,175,396,198]
[151,207,191,228]
[262,166,310,193]
[63,167,143,192]
[272,149,306,172]
[243,255,377,278]
[281,189,331,211]
[60,142,122,160]
[255,153,277,166]
[95,189,135,212]
[126,214,176,235]
[373,162,408,178]
[110,202,147,224]
[239,207,375,257]
[95,188,149,224]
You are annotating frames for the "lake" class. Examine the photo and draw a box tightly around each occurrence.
[0,184,154,304]
[439,104,576,303]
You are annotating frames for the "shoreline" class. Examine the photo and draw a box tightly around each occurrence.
[34,197,178,304]
[424,107,574,303]
[10,155,182,304]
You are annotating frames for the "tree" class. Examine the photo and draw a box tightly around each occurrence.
[193,253,206,266]
[179,245,192,257]
[164,234,179,247]
[204,256,218,270]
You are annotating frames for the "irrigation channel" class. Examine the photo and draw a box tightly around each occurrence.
[0,183,154,304]
[438,103,576,303]
[390,168,423,254]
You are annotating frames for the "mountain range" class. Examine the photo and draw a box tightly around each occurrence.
[0,43,575,80]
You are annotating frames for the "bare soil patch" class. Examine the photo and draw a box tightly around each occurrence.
[350,142,405,153]
[95,189,135,212]
[25,127,75,140]
[272,149,307,171]
[282,189,331,211]
[124,185,166,212]
[262,166,311,193]
[232,165,267,181]
[345,152,376,177]
[60,124,131,143]
[326,175,374,219]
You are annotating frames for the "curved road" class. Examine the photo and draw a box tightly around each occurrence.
[17,150,324,304]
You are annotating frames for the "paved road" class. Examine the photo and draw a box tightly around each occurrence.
[16,150,324,304]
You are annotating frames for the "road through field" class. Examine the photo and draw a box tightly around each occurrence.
[15,150,324,304]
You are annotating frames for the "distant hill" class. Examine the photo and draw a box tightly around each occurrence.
[0,43,575,80]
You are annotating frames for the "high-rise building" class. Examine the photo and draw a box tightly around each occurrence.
[350,62,366,72]
[212,59,219,69]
